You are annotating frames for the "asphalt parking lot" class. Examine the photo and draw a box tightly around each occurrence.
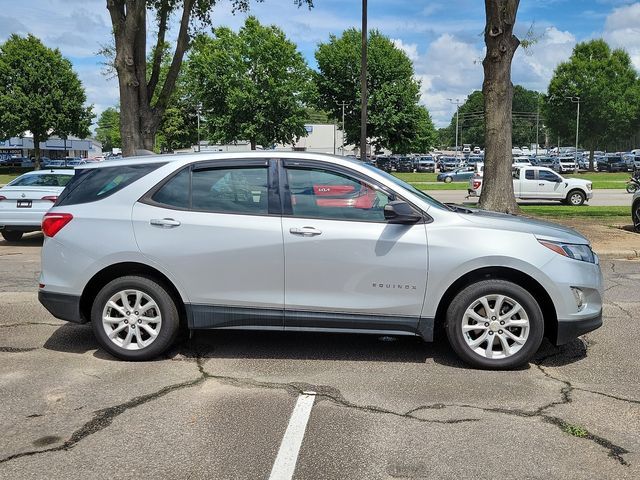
[1,235,639,479]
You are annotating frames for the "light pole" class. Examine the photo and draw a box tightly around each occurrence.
[447,98,461,157]
[566,96,580,163]
[535,93,540,156]
[360,0,368,160]
[336,100,349,155]
[196,103,202,152]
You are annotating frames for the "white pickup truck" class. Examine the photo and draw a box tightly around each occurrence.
[468,166,593,206]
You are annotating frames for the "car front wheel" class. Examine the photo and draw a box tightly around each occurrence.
[566,190,586,206]
[633,201,640,233]
[445,280,544,369]
[91,275,181,360]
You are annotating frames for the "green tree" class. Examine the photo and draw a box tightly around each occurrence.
[544,39,640,169]
[106,0,313,156]
[95,107,122,152]
[314,28,425,154]
[187,16,313,150]
[451,86,543,149]
[410,106,437,153]
[0,34,93,168]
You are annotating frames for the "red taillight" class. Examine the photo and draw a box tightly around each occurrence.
[473,180,481,189]
[42,213,73,237]
[41,196,58,202]
[0,196,6,201]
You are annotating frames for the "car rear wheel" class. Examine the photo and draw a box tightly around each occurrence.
[1,230,23,242]
[445,280,544,369]
[91,275,180,361]
[444,176,453,183]
[633,201,640,233]
[566,190,586,206]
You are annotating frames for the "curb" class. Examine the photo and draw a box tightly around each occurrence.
[594,250,639,260]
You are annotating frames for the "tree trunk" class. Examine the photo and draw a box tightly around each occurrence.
[478,0,521,214]
[250,139,257,150]
[33,132,41,170]
[589,146,595,172]
[107,0,194,156]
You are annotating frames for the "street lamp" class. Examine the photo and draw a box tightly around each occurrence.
[566,96,580,163]
[196,103,202,153]
[447,98,461,157]
[336,100,349,155]
[360,0,368,160]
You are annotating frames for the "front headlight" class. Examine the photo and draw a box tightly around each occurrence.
[538,239,596,263]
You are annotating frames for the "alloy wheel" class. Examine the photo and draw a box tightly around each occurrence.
[101,289,162,350]
[461,294,530,359]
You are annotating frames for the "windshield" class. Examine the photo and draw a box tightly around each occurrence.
[359,162,449,210]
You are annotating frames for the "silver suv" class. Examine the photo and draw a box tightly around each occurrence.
[39,153,603,369]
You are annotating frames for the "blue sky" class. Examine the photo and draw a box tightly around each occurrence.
[1,0,640,127]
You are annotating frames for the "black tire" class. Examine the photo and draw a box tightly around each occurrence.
[1,230,23,242]
[633,201,640,233]
[566,189,586,206]
[91,275,181,361]
[445,279,544,370]
[626,183,638,194]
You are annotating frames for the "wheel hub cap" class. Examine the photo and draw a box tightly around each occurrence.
[101,289,162,351]
[461,294,530,359]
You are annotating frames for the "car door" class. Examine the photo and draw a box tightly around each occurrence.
[132,159,284,329]
[518,168,539,198]
[537,169,565,199]
[280,159,428,333]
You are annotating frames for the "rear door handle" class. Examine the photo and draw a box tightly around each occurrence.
[289,226,322,237]
[150,218,181,228]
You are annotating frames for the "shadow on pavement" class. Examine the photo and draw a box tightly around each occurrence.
[0,232,44,247]
[41,324,588,369]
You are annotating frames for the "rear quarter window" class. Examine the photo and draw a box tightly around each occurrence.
[56,164,164,206]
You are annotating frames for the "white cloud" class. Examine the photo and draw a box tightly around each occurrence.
[603,2,640,70]
[413,34,484,126]
[512,26,576,93]
[391,38,419,61]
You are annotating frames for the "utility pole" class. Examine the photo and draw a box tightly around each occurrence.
[196,103,202,153]
[447,98,461,157]
[336,100,349,155]
[566,96,580,163]
[535,93,540,156]
[360,0,368,160]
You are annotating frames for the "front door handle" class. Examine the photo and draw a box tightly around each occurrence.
[150,218,181,228]
[289,226,322,237]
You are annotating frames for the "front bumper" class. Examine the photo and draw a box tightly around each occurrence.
[38,290,85,324]
[555,310,602,345]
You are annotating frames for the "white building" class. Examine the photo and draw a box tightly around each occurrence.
[0,135,96,161]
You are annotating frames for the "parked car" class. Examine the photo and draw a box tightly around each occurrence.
[438,156,461,172]
[376,156,395,173]
[38,152,603,369]
[552,156,578,174]
[633,190,640,232]
[415,156,436,173]
[0,169,74,241]
[534,156,554,168]
[437,166,475,183]
[465,155,484,166]
[469,166,593,206]
[599,155,628,173]
[513,156,532,167]
[395,156,415,173]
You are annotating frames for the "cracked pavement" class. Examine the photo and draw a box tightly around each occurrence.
[1,235,639,479]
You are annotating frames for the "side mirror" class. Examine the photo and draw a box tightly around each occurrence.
[384,201,422,224]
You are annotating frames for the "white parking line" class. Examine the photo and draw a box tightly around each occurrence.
[268,391,317,480]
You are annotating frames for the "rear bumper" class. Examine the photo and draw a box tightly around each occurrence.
[38,290,86,324]
[555,310,602,345]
